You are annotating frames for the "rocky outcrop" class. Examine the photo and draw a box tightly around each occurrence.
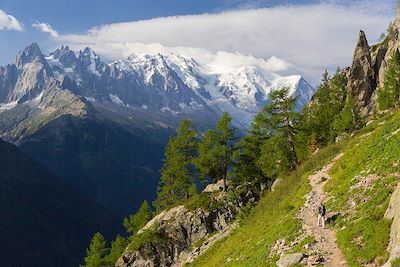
[116,204,236,267]
[383,182,400,266]
[346,6,400,116]
[116,181,264,267]
[346,31,375,115]
[203,179,228,193]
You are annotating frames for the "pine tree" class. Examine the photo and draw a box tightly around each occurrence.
[266,87,299,167]
[258,135,293,178]
[378,49,400,110]
[153,119,197,211]
[331,93,360,139]
[233,109,271,186]
[193,130,219,182]
[82,232,107,267]
[258,87,299,178]
[104,235,128,266]
[308,132,318,154]
[123,200,153,237]
[194,112,236,191]
[301,68,347,147]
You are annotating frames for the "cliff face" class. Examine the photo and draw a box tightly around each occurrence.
[346,10,400,115]
[346,30,375,114]
[116,183,260,267]
[116,205,236,267]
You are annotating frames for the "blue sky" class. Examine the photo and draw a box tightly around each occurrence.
[1,0,317,31]
[0,0,396,84]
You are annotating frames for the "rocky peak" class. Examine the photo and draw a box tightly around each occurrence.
[79,47,98,61]
[346,30,375,115]
[50,46,77,68]
[15,43,46,69]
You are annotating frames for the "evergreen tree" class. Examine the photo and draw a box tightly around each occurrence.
[378,49,400,110]
[267,87,299,167]
[257,87,299,178]
[123,200,153,237]
[193,130,219,182]
[104,235,128,266]
[308,132,318,154]
[194,112,236,191]
[233,109,271,185]
[331,93,360,139]
[82,232,107,267]
[153,119,197,211]
[258,135,293,178]
[301,68,347,147]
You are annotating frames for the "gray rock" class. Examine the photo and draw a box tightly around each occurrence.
[116,204,236,267]
[271,178,283,192]
[383,183,400,266]
[203,179,229,193]
[346,30,374,116]
[276,253,304,267]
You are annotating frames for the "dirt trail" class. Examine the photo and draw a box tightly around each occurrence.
[298,154,348,266]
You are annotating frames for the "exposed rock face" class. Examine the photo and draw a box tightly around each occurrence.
[383,182,400,266]
[203,179,229,193]
[346,31,375,115]
[346,9,400,116]
[116,204,236,267]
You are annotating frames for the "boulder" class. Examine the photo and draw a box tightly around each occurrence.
[276,253,304,267]
[203,179,229,193]
[271,178,283,192]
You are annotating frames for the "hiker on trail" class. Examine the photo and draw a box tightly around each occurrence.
[318,202,326,229]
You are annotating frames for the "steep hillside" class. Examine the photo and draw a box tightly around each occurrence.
[0,138,121,266]
[0,42,314,216]
[111,8,400,266]
[189,111,400,267]
[20,113,169,214]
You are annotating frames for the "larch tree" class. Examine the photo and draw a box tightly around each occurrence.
[153,118,197,211]
[194,112,236,191]
[123,200,153,237]
[258,87,299,178]
[82,232,107,267]
[378,49,400,110]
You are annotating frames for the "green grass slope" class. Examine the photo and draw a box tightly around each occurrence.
[326,111,400,266]
[190,111,400,267]
[190,143,344,266]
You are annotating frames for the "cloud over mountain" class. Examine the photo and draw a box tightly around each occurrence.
[52,2,392,84]
[32,22,59,37]
[0,9,23,31]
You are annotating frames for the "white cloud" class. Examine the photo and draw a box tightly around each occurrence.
[32,22,59,37]
[54,1,394,84]
[0,9,23,31]
[80,42,292,74]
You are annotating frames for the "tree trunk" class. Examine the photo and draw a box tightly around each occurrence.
[286,119,299,168]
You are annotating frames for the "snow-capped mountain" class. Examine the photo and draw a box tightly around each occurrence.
[0,43,315,130]
[110,51,315,127]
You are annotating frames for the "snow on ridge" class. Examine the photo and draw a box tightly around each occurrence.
[109,51,315,126]
[40,46,315,128]
[109,94,124,105]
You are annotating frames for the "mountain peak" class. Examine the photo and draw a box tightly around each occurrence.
[80,47,97,59]
[15,42,45,68]
[356,30,369,49]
